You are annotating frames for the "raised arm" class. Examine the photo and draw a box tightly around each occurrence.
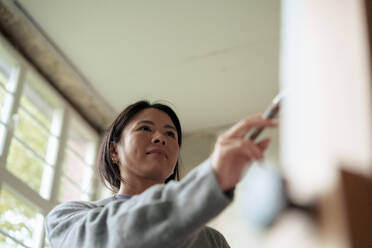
[46,160,231,248]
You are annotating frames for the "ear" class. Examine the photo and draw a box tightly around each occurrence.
[109,142,119,165]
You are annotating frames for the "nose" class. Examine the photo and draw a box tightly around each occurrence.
[152,132,166,145]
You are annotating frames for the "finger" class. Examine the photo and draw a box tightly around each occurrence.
[229,139,263,160]
[226,115,277,138]
[224,114,262,138]
[236,116,278,139]
[256,138,271,152]
[243,139,264,159]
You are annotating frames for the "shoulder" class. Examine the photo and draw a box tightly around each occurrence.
[46,196,115,233]
[47,196,115,221]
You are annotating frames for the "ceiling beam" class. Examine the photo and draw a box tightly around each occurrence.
[0,0,116,134]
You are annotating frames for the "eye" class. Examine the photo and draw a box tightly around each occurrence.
[138,125,152,132]
[166,131,176,138]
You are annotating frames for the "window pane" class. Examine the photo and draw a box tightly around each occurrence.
[66,128,91,161]
[0,44,13,89]
[0,86,7,119]
[0,57,13,124]
[0,186,40,247]
[58,177,87,202]
[59,112,98,202]
[20,84,53,131]
[66,114,97,163]
[0,65,9,88]
[6,138,47,193]
[0,123,6,155]
[62,149,93,189]
[14,108,50,158]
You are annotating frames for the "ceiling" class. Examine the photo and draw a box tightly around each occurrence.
[16,0,280,133]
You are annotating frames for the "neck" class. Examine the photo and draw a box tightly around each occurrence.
[117,176,163,195]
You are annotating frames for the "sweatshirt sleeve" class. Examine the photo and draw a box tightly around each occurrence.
[45,159,233,248]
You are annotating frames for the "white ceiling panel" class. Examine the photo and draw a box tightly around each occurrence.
[17,0,280,132]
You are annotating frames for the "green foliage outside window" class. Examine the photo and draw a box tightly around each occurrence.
[0,186,39,247]
[7,139,45,192]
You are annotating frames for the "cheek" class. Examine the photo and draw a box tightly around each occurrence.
[169,143,180,164]
[123,134,148,158]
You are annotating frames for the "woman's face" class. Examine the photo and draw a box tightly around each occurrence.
[112,108,179,183]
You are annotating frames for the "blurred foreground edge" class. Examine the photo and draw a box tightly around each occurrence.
[340,168,372,248]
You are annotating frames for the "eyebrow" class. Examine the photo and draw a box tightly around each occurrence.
[137,120,176,131]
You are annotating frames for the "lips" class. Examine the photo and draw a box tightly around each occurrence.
[146,149,168,159]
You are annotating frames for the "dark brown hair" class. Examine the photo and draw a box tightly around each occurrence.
[97,100,182,192]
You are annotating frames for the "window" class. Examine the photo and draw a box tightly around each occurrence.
[0,56,11,118]
[6,71,61,197]
[0,34,99,247]
[0,44,16,156]
[58,112,98,202]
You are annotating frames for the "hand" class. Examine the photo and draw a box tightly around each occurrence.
[210,114,278,191]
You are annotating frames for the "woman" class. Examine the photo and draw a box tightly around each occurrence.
[45,100,277,248]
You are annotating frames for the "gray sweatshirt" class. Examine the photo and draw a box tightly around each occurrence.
[45,160,233,248]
